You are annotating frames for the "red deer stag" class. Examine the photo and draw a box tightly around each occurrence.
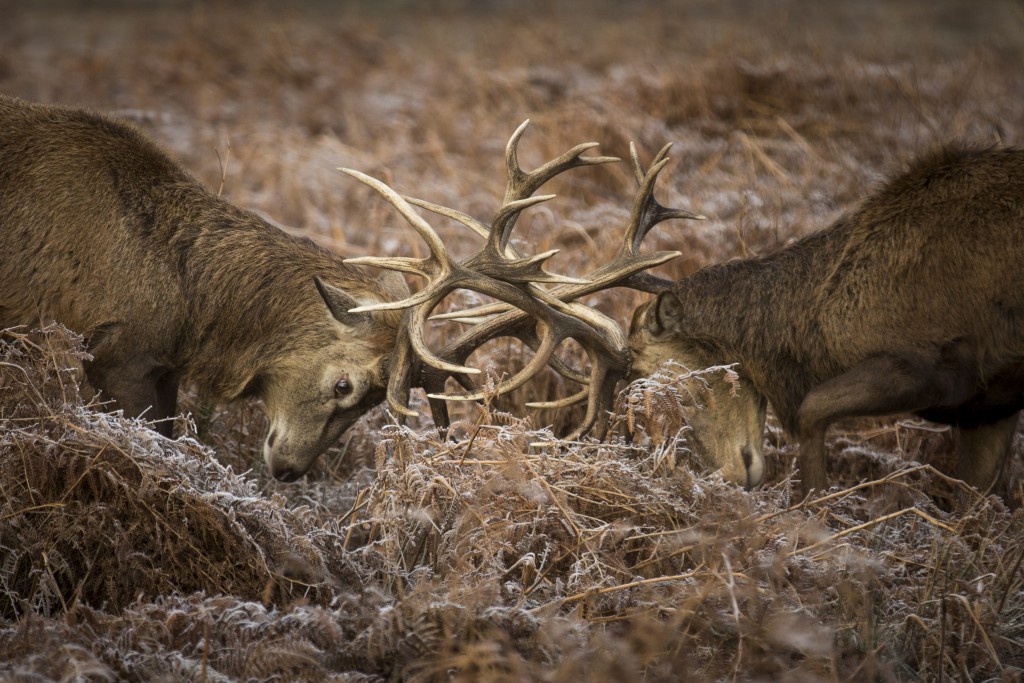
[0,95,409,481]
[628,146,1024,497]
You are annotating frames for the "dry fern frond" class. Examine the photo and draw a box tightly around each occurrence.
[0,326,357,620]
[612,360,740,475]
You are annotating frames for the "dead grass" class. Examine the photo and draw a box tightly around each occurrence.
[2,325,1022,681]
[1,0,1024,680]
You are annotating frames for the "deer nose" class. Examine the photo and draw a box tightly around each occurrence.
[741,446,765,489]
[264,429,302,482]
[271,464,301,483]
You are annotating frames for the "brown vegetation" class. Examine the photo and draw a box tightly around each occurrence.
[1,1,1023,680]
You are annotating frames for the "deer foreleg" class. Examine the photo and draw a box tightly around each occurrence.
[957,413,1018,494]
[795,354,943,496]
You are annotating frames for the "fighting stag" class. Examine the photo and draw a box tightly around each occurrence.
[0,95,408,482]
[628,145,1024,497]
[338,120,702,438]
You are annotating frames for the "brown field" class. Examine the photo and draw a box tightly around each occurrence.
[2,1,1024,680]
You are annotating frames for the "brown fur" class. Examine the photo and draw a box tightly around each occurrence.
[630,146,1024,496]
[0,95,407,481]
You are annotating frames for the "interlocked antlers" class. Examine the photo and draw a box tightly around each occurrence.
[339,121,703,439]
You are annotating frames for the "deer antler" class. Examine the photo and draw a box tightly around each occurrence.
[339,121,703,436]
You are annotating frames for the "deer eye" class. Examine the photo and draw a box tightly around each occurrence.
[334,377,353,398]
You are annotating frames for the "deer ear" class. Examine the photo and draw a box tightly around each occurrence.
[651,292,683,334]
[376,269,410,298]
[314,277,371,329]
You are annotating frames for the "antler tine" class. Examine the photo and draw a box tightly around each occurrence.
[430,302,507,322]
[384,318,420,417]
[409,194,584,286]
[526,388,588,410]
[405,195,493,242]
[623,142,705,256]
[505,120,619,201]
[431,296,627,405]
[427,323,560,402]
[339,168,459,314]
[630,141,672,184]
[339,168,450,273]
[495,119,618,254]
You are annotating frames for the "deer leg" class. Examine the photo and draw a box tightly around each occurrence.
[82,323,181,436]
[795,354,943,495]
[85,355,179,437]
[152,373,180,437]
[956,413,1018,494]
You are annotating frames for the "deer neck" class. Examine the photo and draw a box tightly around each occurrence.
[672,234,840,429]
[171,196,338,401]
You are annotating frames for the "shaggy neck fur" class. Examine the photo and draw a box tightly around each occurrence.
[156,184,401,401]
[670,227,848,432]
